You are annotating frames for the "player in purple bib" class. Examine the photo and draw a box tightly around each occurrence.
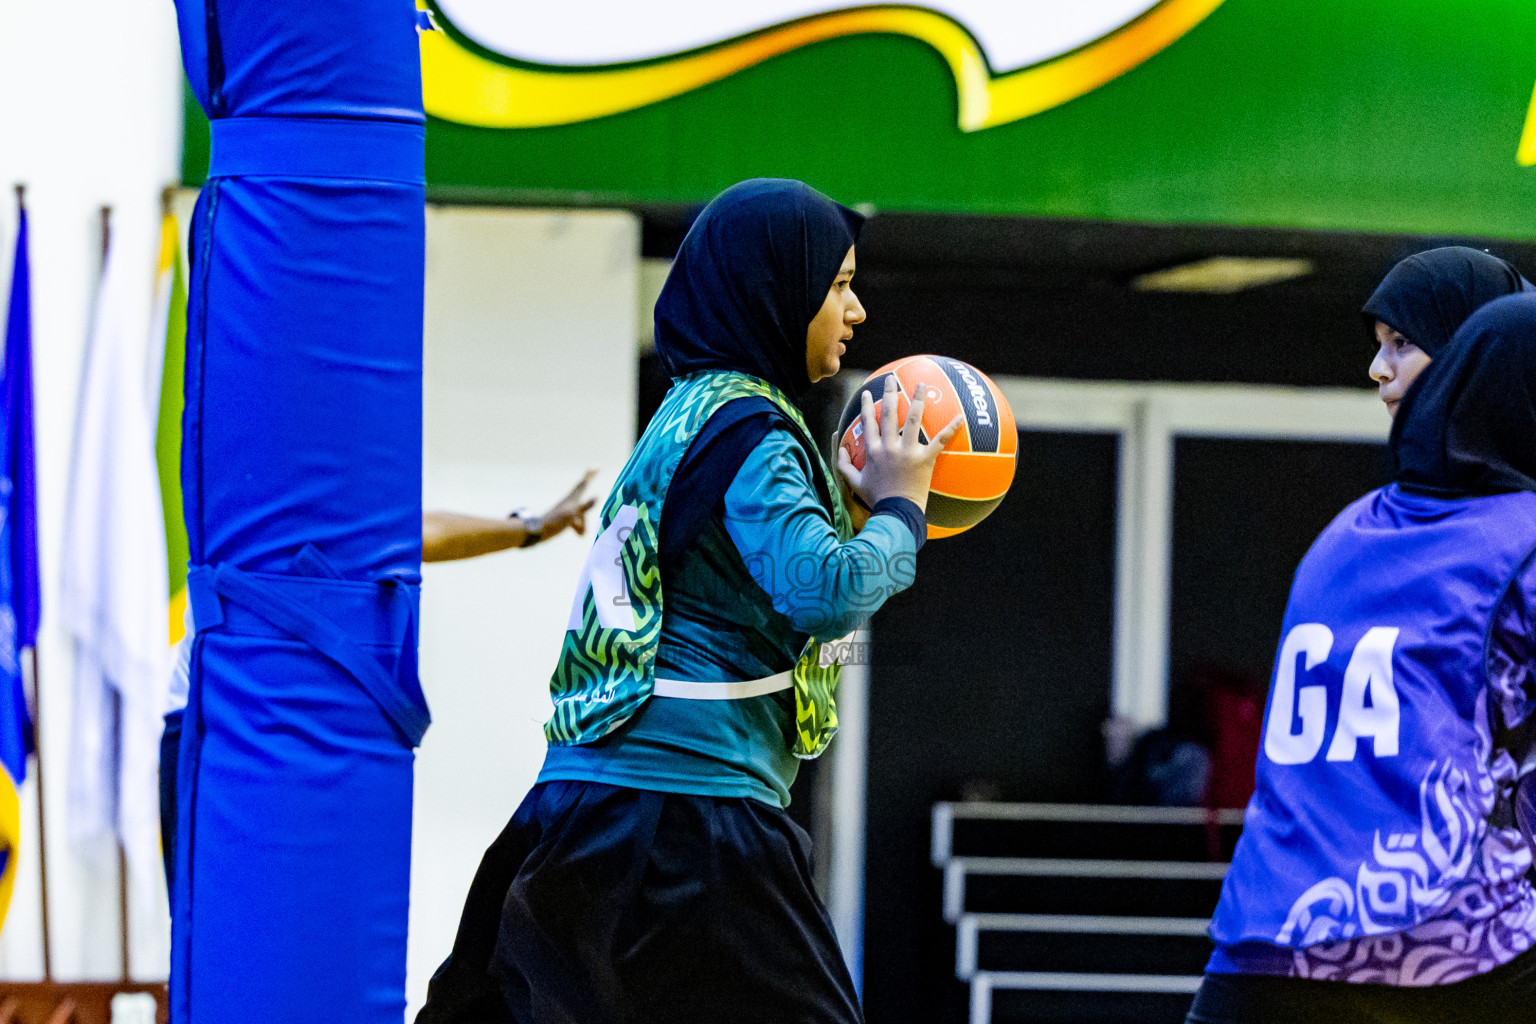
[1189,295,1536,1021]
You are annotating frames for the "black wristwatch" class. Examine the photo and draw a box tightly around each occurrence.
[512,512,544,548]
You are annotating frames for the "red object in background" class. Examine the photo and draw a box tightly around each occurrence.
[1207,680,1263,810]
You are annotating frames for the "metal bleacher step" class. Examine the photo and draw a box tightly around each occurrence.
[933,803,1239,1024]
[956,913,1213,978]
[933,803,1245,865]
[969,972,1203,1024]
[943,856,1228,922]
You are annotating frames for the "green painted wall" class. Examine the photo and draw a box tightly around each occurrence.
[184,1,1536,238]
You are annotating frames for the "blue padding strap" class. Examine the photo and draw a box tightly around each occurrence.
[187,564,430,746]
[208,117,426,185]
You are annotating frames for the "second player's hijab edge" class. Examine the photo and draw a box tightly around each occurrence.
[652,178,865,403]
[1392,292,1536,498]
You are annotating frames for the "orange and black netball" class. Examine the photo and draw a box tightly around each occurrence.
[837,355,1017,538]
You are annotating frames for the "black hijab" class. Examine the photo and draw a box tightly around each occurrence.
[654,178,864,402]
[654,180,864,571]
[1393,293,1536,497]
[1362,246,1533,357]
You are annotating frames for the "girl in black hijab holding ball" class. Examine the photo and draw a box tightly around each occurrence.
[418,179,959,1024]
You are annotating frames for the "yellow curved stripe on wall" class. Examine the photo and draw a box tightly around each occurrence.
[1519,80,1536,167]
[983,0,1225,128]
[422,0,1226,132]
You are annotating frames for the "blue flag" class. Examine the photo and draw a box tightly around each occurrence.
[4,202,37,652]
[0,194,33,929]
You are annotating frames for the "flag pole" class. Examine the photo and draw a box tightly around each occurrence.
[27,646,51,982]
[118,844,129,982]
[14,182,54,984]
[98,204,131,985]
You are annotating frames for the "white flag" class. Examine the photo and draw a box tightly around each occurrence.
[58,224,172,932]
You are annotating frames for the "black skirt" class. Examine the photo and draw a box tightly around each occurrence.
[417,780,863,1024]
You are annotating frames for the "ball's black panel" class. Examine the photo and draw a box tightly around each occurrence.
[935,356,1001,453]
[924,489,1005,530]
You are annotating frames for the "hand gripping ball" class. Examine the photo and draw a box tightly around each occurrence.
[837,355,1017,539]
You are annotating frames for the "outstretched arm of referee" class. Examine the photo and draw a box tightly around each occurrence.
[423,470,597,562]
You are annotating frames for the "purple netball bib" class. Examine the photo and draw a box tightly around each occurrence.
[1211,485,1536,948]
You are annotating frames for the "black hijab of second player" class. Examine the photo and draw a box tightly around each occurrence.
[1363,245,1534,357]
[1393,293,1536,498]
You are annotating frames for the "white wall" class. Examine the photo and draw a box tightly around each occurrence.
[409,207,638,1017]
[0,0,184,982]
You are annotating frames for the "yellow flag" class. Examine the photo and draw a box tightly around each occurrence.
[153,212,189,644]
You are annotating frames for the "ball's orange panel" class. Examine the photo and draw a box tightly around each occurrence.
[930,450,1017,498]
[866,357,908,379]
[840,420,866,470]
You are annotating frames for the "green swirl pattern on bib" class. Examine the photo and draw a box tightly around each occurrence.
[547,371,852,758]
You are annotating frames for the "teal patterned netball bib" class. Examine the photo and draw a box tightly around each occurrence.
[546,370,851,758]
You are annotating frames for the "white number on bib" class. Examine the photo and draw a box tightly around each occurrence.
[566,505,639,632]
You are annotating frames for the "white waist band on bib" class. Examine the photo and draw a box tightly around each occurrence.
[651,670,794,700]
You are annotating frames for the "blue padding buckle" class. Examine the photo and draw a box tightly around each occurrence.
[187,563,430,746]
[208,117,426,186]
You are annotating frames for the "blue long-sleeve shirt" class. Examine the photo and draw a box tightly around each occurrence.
[538,428,920,806]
